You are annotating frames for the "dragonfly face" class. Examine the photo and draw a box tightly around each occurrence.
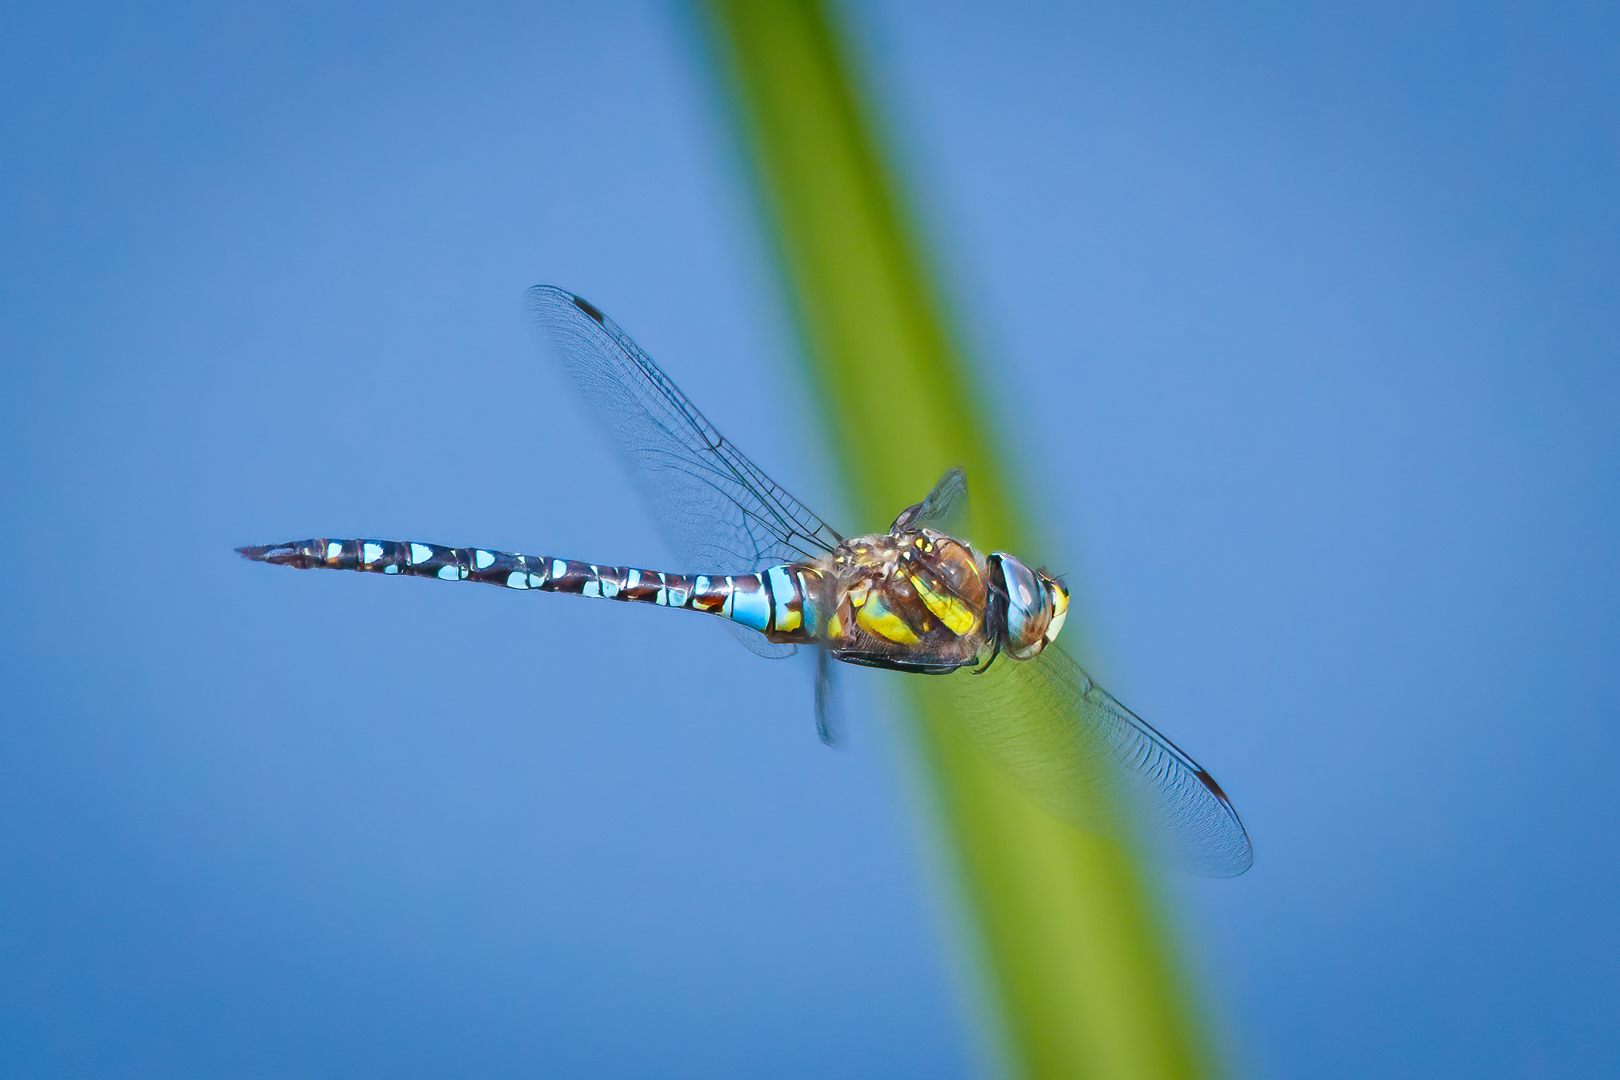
[989,554,1069,661]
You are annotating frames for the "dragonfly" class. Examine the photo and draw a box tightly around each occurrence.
[240,287,1253,876]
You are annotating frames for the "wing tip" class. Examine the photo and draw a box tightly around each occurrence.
[1194,768,1255,876]
[526,285,608,327]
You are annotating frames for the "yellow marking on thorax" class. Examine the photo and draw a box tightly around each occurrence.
[855,594,920,645]
[908,573,978,636]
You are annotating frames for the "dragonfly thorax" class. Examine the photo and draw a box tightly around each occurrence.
[811,523,1068,674]
[816,528,991,673]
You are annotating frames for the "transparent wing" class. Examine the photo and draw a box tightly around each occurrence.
[948,644,1253,876]
[528,286,843,576]
[892,466,970,535]
[815,647,841,747]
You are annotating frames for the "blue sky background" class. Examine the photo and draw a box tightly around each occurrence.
[2,2,1615,1077]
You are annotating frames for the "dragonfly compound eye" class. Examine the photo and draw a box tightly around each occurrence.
[991,553,1057,660]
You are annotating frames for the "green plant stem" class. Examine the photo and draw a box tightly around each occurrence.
[697,1,1214,1076]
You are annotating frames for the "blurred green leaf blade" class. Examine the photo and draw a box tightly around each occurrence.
[697,1,1222,1076]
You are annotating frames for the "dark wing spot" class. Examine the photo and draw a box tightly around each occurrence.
[1196,768,1232,804]
[571,295,606,324]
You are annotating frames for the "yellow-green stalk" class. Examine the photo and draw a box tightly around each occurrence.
[696,1,1216,1077]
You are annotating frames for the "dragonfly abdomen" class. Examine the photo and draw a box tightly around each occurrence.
[236,537,825,641]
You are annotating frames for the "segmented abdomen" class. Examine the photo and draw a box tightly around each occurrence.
[237,537,826,642]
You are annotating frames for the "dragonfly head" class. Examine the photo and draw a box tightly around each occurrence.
[988,553,1070,660]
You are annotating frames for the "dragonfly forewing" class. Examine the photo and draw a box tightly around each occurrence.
[528,286,841,574]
